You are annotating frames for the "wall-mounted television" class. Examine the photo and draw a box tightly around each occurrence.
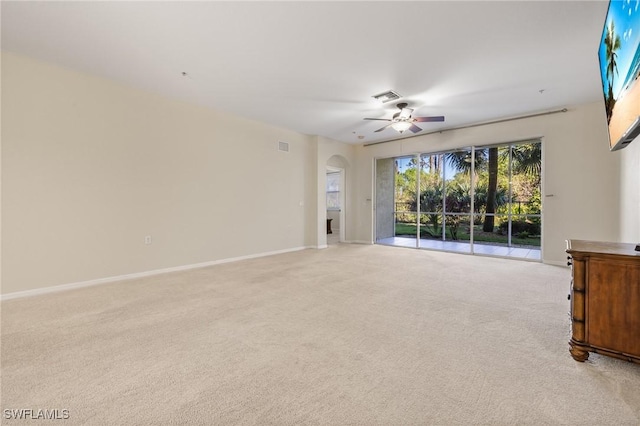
[598,0,640,151]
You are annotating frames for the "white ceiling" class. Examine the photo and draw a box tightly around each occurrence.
[1,1,609,145]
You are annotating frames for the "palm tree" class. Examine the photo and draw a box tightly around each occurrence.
[604,19,622,122]
[445,149,498,232]
[445,150,486,174]
[409,185,443,236]
[503,142,542,185]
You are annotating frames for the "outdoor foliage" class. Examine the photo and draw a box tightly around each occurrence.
[498,219,541,238]
[394,142,541,244]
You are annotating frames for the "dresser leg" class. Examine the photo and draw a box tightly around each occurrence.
[569,341,589,362]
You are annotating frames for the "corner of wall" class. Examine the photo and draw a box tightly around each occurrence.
[619,139,640,242]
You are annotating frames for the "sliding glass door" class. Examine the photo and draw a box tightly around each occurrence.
[416,150,473,253]
[471,142,541,257]
[393,157,419,247]
[376,140,541,260]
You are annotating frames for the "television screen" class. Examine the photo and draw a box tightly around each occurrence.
[598,0,640,151]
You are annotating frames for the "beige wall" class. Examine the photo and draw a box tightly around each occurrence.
[1,52,318,294]
[619,139,640,242]
[354,102,622,264]
[3,51,635,295]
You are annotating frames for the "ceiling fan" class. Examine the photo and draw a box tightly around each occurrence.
[364,103,444,134]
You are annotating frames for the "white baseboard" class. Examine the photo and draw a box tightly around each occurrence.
[1,246,309,301]
[347,240,374,245]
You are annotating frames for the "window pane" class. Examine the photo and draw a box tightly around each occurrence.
[327,191,340,210]
[326,172,340,191]
[394,156,419,241]
[510,142,541,215]
[443,214,471,242]
[396,213,417,237]
[444,148,472,215]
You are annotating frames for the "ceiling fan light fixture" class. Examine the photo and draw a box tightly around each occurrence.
[364,102,444,134]
[391,121,412,133]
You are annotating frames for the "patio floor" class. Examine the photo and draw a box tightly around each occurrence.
[376,236,541,261]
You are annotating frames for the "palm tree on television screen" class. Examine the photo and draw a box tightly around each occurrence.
[604,19,622,122]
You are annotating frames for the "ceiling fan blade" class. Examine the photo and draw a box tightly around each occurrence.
[374,124,391,132]
[409,124,423,133]
[414,116,445,122]
[364,118,392,122]
[399,108,413,120]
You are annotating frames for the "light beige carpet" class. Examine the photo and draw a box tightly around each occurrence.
[1,244,639,425]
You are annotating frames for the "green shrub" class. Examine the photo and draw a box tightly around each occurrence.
[499,220,540,236]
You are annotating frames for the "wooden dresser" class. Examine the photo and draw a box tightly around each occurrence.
[566,240,640,364]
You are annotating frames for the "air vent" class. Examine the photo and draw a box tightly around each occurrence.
[278,141,289,152]
[372,90,401,103]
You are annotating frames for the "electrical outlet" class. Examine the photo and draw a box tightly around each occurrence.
[144,235,152,245]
